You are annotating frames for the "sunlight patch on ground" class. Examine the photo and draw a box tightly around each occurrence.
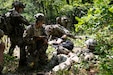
[13,46,20,59]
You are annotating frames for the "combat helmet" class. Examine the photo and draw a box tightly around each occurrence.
[85,39,97,46]
[12,1,25,8]
[61,16,69,24]
[56,17,61,24]
[34,13,45,20]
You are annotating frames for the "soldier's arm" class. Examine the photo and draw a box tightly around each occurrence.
[18,16,30,25]
[59,26,81,39]
[56,25,69,34]
[67,34,82,39]
[12,12,29,25]
[56,25,79,39]
[23,26,34,44]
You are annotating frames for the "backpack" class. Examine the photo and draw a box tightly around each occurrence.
[0,12,12,35]
[61,39,74,50]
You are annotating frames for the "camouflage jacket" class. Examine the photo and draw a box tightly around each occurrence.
[5,9,29,36]
[23,24,46,44]
[44,24,71,40]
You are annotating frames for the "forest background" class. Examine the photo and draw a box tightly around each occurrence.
[0,0,113,75]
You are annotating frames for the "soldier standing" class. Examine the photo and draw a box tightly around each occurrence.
[23,13,48,70]
[0,29,5,74]
[6,1,29,69]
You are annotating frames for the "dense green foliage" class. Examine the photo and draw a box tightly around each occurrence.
[75,0,113,75]
[1,0,113,74]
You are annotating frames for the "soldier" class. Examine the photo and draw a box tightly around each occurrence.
[0,29,5,74]
[45,23,82,58]
[52,39,97,72]
[44,24,82,71]
[56,17,61,24]
[56,16,73,31]
[82,39,97,61]
[7,1,29,55]
[23,13,48,70]
[73,39,97,60]
[5,1,30,69]
[45,23,82,56]
[45,37,80,72]
[45,24,81,40]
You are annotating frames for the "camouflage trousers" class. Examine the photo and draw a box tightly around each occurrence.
[45,53,68,71]
[8,36,27,67]
[8,36,24,55]
[26,39,48,69]
[52,53,80,72]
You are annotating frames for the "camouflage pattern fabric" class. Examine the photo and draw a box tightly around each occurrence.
[7,9,29,37]
[6,9,30,69]
[52,47,95,72]
[56,16,74,31]
[47,44,96,72]
[23,24,48,69]
[44,24,71,40]
[7,9,29,55]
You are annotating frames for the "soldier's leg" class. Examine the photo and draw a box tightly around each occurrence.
[57,54,68,63]
[45,53,59,71]
[33,40,48,70]
[18,39,27,68]
[25,42,37,69]
[38,43,48,65]
[19,46,27,67]
[8,37,16,56]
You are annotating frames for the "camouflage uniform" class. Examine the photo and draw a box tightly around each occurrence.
[7,6,29,55]
[46,45,80,71]
[45,24,71,40]
[56,16,73,31]
[52,52,80,72]
[51,39,96,72]
[23,13,48,69]
[6,1,29,68]
[44,24,76,70]
[47,39,97,72]
[0,29,5,74]
[45,24,77,54]
[73,39,96,59]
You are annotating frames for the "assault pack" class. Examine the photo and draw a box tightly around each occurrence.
[0,12,12,35]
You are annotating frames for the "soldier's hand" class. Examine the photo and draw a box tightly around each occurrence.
[61,35,67,39]
[56,38,63,44]
[48,40,57,45]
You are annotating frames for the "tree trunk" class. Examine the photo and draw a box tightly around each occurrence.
[66,0,70,4]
